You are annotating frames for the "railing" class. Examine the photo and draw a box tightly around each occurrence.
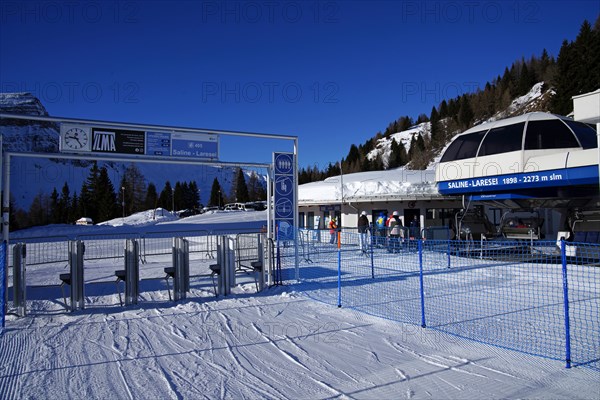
[5,228,264,287]
[284,230,600,370]
[5,227,598,370]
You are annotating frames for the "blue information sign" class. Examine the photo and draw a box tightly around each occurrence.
[171,132,219,159]
[145,131,171,156]
[438,165,598,195]
[276,219,295,241]
[275,153,294,175]
[274,152,296,241]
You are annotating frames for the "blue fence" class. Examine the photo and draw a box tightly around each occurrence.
[1,241,5,334]
[285,229,600,370]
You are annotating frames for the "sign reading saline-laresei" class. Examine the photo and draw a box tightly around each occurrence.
[60,124,219,160]
[437,165,598,195]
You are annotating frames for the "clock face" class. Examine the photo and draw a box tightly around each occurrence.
[64,128,89,150]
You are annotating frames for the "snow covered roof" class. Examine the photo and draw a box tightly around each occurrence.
[299,168,443,205]
[462,111,571,136]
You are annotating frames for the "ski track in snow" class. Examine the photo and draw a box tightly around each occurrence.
[102,316,138,400]
[257,325,310,372]
[1,283,598,399]
[214,313,287,399]
[0,334,29,399]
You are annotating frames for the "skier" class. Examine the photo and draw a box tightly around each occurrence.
[375,212,387,247]
[358,211,369,253]
[387,211,402,253]
[328,216,338,244]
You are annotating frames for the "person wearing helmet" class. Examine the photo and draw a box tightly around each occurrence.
[388,211,402,253]
[358,211,369,253]
[375,212,387,247]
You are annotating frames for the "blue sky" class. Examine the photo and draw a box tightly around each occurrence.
[1,1,598,169]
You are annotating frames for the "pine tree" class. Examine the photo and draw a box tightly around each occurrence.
[28,192,49,227]
[50,188,60,224]
[388,139,400,169]
[80,162,100,221]
[551,39,577,114]
[96,167,118,222]
[173,181,183,211]
[346,144,360,166]
[59,182,71,223]
[145,183,158,210]
[429,106,440,144]
[209,178,224,207]
[415,134,425,152]
[159,181,174,211]
[234,168,250,203]
[458,96,474,129]
[123,163,147,214]
[416,114,429,124]
[189,181,201,208]
[69,192,80,223]
[438,100,448,118]
[517,62,536,96]
[9,196,25,231]
[247,172,261,201]
[408,136,417,161]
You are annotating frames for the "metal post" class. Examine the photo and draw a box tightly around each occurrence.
[597,122,599,190]
[217,237,225,296]
[12,243,26,317]
[70,240,85,311]
[337,247,342,308]
[125,239,139,306]
[257,234,265,291]
[183,238,190,293]
[418,239,426,328]
[266,167,273,286]
[217,236,233,296]
[2,154,10,316]
[560,238,572,368]
[370,232,375,279]
[294,141,299,282]
[447,236,451,268]
[227,236,236,289]
[0,241,5,332]
[173,237,189,301]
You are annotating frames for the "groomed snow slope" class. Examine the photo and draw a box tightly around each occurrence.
[1,210,598,399]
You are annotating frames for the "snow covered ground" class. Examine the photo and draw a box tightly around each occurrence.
[1,210,599,399]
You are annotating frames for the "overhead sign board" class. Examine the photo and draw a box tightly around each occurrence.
[145,131,171,156]
[437,165,598,195]
[171,132,218,159]
[60,123,219,160]
[91,127,145,154]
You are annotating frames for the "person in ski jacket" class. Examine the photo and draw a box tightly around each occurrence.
[387,211,402,253]
[329,217,338,244]
[358,211,369,253]
[375,212,387,246]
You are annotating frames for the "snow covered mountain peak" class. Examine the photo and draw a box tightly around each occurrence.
[0,92,49,116]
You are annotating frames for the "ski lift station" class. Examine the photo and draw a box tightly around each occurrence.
[299,89,600,244]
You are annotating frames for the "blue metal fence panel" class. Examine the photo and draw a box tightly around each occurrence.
[1,241,5,333]
[423,239,568,363]
[289,230,600,370]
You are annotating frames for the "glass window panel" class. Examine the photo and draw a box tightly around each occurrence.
[478,122,524,156]
[525,119,579,150]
